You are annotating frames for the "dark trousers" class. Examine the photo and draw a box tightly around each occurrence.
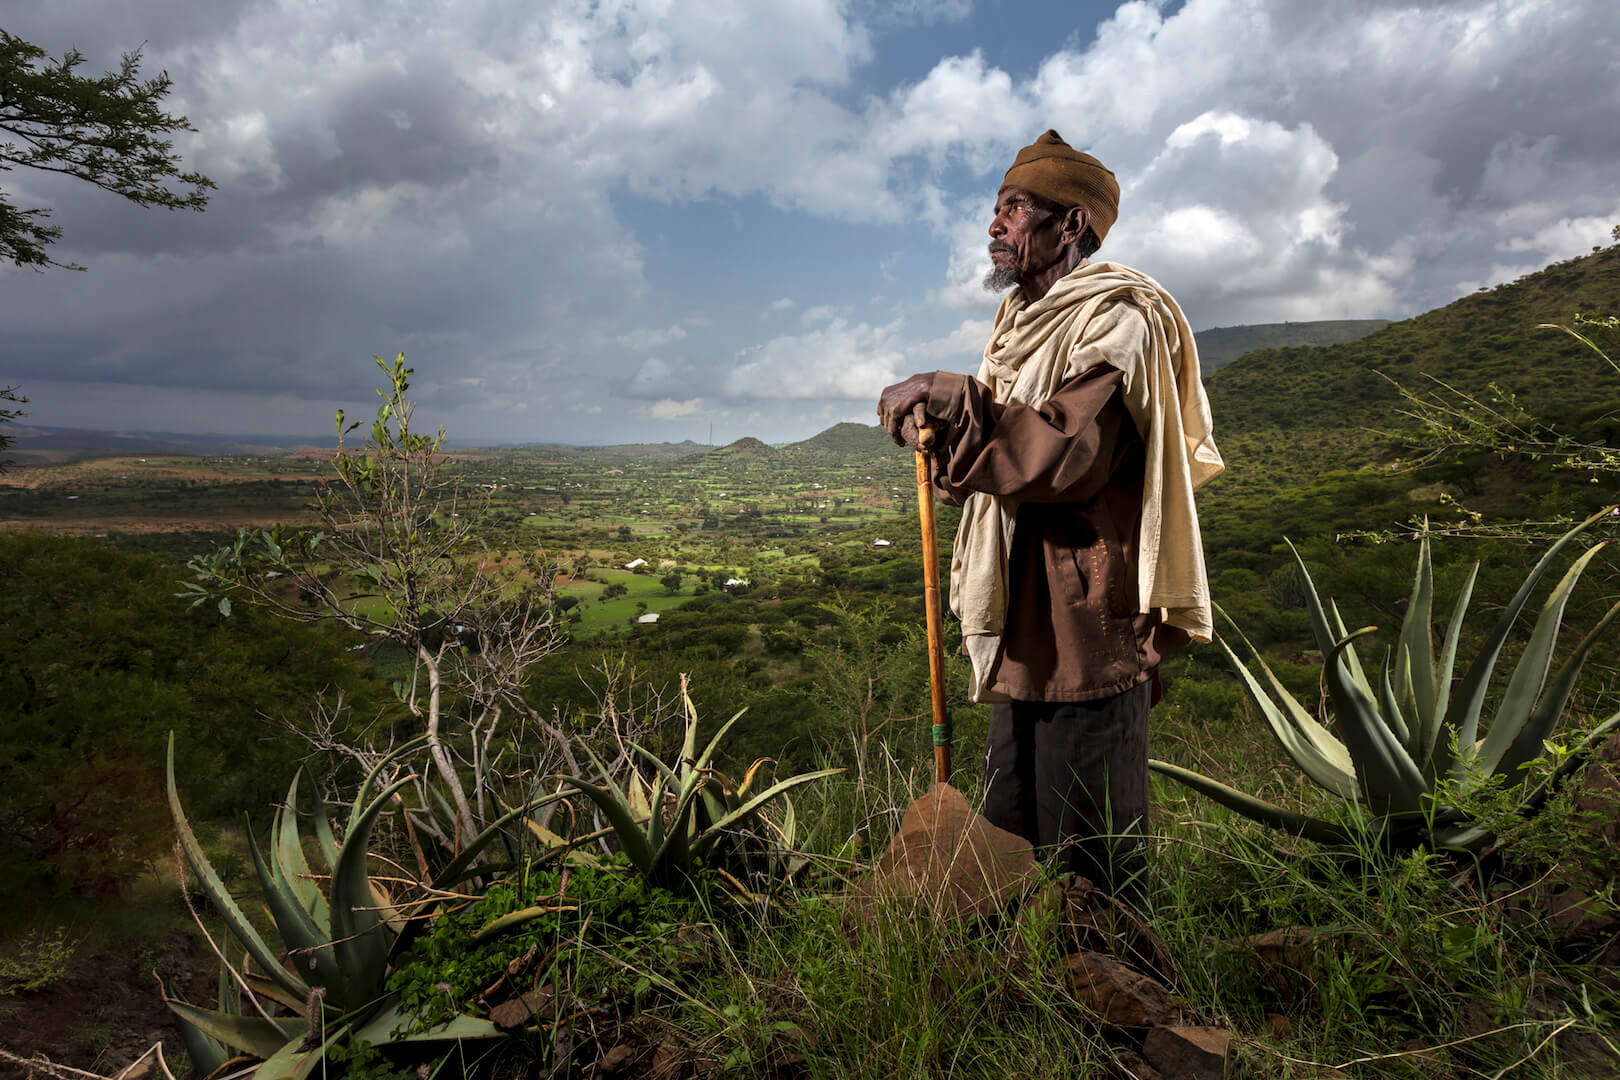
[982,680,1151,902]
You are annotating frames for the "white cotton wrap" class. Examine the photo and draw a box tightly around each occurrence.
[951,260,1225,703]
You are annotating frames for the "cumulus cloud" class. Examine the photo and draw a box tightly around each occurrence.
[647,398,704,420]
[1,0,1614,443]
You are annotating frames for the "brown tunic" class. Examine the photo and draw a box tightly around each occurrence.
[926,365,1188,703]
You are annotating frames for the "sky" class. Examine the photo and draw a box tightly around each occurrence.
[2,0,1616,447]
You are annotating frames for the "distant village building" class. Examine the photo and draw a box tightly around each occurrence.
[870,538,892,549]
[624,557,648,571]
[723,577,749,589]
[636,612,660,624]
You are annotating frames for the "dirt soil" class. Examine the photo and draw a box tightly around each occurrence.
[0,930,215,1080]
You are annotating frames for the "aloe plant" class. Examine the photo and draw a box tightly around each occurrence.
[1151,509,1620,852]
[163,735,557,1076]
[563,680,840,890]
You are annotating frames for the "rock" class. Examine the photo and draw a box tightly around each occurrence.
[1112,1048,1165,1079]
[600,1044,636,1074]
[1064,951,1177,1027]
[1021,875,1176,983]
[488,988,555,1030]
[853,783,1040,919]
[1141,1025,1230,1080]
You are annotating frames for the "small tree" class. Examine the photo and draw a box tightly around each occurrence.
[660,570,683,594]
[184,355,569,847]
[1,29,215,269]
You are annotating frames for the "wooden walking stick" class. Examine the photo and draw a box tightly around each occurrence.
[915,423,951,784]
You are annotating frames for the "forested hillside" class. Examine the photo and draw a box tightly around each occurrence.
[1194,318,1391,373]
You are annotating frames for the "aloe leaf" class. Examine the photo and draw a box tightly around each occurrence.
[1215,635,1356,799]
[736,758,773,797]
[354,999,507,1043]
[165,990,232,1078]
[1398,534,1438,754]
[244,824,342,992]
[275,775,328,925]
[242,972,309,1013]
[560,777,657,875]
[330,775,413,1011]
[631,743,680,789]
[574,737,647,833]
[1147,760,1356,846]
[689,768,843,861]
[1323,629,1428,813]
[1494,602,1620,783]
[471,902,579,946]
[1473,544,1607,777]
[166,734,311,1003]
[1219,615,1352,772]
[346,736,427,834]
[1377,650,1412,747]
[1326,599,1374,699]
[433,791,567,890]
[161,999,302,1059]
[1448,510,1607,758]
[253,1022,349,1080]
[646,767,670,854]
[310,778,341,872]
[1288,540,1338,658]
[1426,562,1480,780]
[691,708,751,776]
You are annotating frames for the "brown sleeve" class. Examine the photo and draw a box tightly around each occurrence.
[926,363,1129,504]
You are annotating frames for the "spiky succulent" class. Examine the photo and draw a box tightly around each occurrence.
[562,680,839,890]
[163,736,552,1076]
[1151,508,1620,852]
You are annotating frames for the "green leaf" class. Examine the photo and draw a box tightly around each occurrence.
[353,999,506,1044]
[1147,760,1356,846]
[161,999,302,1059]
[1448,509,1607,760]
[329,775,414,1011]
[217,596,231,617]
[561,773,656,875]
[1492,599,1620,783]
[1472,544,1607,778]
[689,768,843,862]
[1214,632,1355,800]
[1425,562,1479,779]
[1322,629,1427,813]
[166,735,310,1003]
[245,819,341,992]
[1397,533,1438,757]
[276,772,329,925]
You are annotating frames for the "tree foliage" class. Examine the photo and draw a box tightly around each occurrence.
[0,383,24,472]
[0,28,214,269]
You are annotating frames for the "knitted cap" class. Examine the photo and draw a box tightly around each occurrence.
[1000,130,1119,244]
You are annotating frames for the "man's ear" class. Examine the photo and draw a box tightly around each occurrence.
[1062,204,1090,244]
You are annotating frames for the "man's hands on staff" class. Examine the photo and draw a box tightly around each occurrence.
[877,372,938,450]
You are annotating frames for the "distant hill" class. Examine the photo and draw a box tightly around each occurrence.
[783,422,893,457]
[1195,320,1391,373]
[1207,246,1620,435]
[720,437,776,458]
[5,425,325,464]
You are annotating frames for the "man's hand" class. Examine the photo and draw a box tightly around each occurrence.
[877,372,936,449]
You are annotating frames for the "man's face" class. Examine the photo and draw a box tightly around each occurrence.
[985,185,1069,292]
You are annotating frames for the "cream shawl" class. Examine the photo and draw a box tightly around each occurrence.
[951,260,1225,703]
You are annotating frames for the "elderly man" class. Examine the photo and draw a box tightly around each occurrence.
[877,130,1223,903]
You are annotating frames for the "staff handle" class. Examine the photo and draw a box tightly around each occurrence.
[915,424,951,784]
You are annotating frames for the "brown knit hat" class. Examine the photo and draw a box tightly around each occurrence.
[1000,129,1119,244]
